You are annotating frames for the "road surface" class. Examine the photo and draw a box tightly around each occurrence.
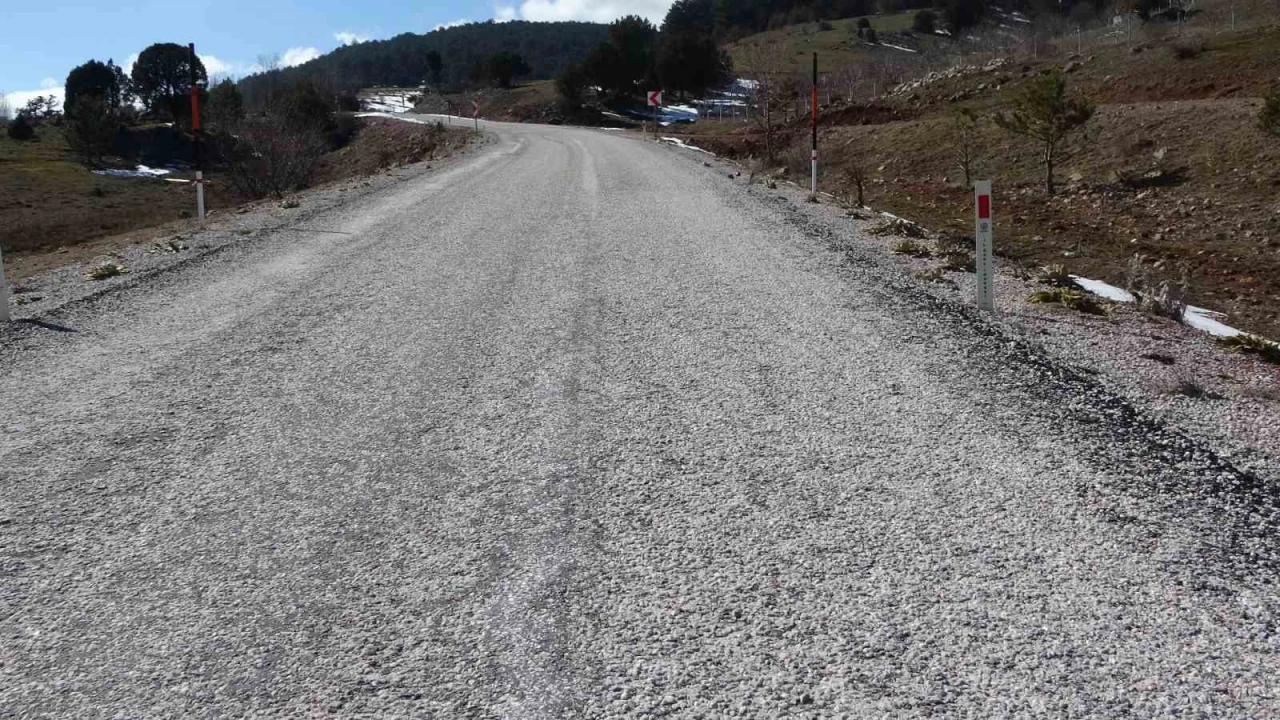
[2,119,1278,718]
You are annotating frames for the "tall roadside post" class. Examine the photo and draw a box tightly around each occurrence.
[189,43,205,220]
[811,52,818,195]
[473,97,480,134]
[974,180,994,311]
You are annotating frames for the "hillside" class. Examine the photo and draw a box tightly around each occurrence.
[238,21,608,104]
[680,13,1280,342]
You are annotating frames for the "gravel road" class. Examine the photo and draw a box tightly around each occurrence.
[3,119,1279,718]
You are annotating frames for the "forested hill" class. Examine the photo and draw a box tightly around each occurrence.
[238,21,608,104]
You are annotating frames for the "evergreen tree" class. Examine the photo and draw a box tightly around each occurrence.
[131,43,207,125]
[994,72,1094,196]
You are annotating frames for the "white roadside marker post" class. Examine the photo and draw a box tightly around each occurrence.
[974,180,994,311]
[0,244,10,322]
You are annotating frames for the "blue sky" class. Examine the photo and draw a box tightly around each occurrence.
[2,0,672,111]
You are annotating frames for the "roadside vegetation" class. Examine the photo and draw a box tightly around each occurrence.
[672,0,1280,341]
[0,41,472,281]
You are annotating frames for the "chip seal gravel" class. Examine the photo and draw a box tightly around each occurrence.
[2,119,1278,718]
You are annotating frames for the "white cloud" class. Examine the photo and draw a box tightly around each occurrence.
[495,0,671,22]
[199,54,237,77]
[281,47,322,67]
[40,77,58,89]
[125,53,140,75]
[432,18,471,30]
[6,86,65,111]
[334,31,370,45]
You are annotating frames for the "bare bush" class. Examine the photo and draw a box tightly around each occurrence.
[742,41,795,161]
[226,117,329,199]
[1125,254,1190,320]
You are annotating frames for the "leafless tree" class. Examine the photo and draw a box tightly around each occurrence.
[953,107,980,187]
[0,92,10,121]
[741,41,794,161]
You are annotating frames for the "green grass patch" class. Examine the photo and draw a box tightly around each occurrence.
[891,239,932,257]
[1028,287,1107,315]
[85,261,128,280]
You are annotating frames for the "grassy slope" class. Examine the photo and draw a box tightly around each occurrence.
[1,118,472,281]
[729,12,927,74]
[0,126,232,256]
[702,16,1280,340]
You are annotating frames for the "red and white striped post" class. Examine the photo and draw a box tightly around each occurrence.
[974,180,994,311]
[189,43,205,220]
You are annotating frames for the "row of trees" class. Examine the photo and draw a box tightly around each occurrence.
[557,0,733,110]
[238,21,606,105]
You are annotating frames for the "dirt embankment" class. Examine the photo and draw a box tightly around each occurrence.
[677,25,1280,340]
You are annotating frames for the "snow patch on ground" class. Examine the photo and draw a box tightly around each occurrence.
[659,137,715,155]
[92,165,172,179]
[359,90,419,114]
[1070,275,1250,339]
[355,112,435,125]
[1183,307,1244,338]
[880,43,919,53]
[1070,276,1135,303]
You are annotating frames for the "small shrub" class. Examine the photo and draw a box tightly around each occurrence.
[90,186,106,198]
[1126,254,1189,321]
[1216,334,1280,364]
[1028,287,1106,314]
[7,114,35,141]
[868,218,927,238]
[914,266,954,285]
[86,261,127,280]
[1035,263,1073,287]
[806,193,819,204]
[940,250,975,272]
[892,239,932,257]
[912,10,937,34]
[147,238,186,254]
[817,20,833,31]
[1170,43,1202,60]
[329,113,360,149]
[935,232,970,254]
